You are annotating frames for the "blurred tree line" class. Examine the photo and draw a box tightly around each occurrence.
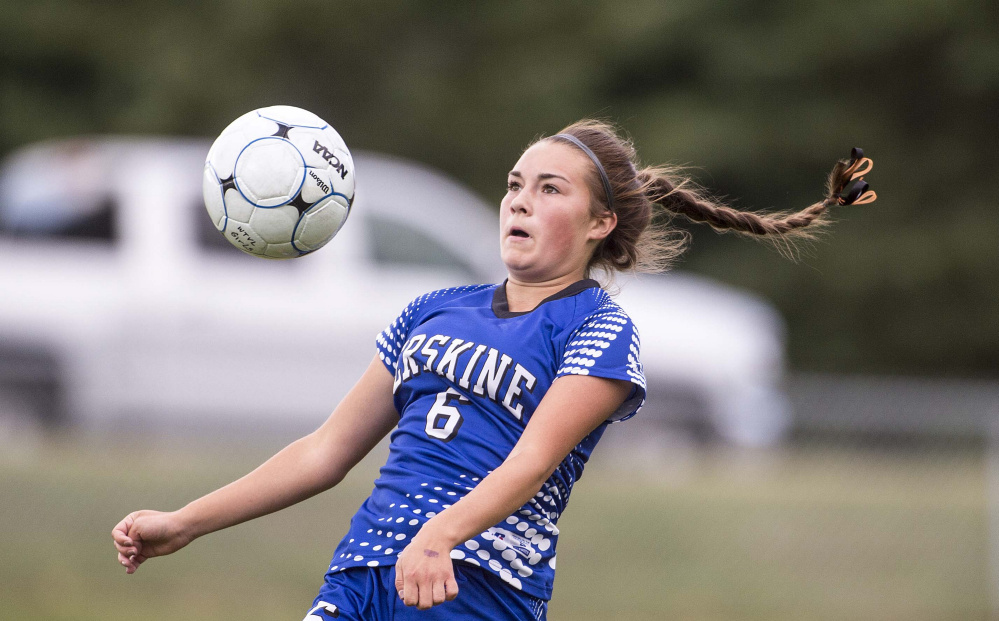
[1,0,996,376]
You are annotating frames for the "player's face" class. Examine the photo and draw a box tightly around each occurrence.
[500,141,616,283]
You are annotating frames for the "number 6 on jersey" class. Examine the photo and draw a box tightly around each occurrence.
[425,388,470,441]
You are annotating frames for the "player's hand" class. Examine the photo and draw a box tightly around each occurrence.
[111,510,194,574]
[394,529,459,610]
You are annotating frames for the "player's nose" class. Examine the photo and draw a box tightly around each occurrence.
[508,191,531,215]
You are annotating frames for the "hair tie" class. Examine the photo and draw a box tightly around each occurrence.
[835,147,878,206]
[554,133,615,211]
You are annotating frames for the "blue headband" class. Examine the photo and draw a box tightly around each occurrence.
[554,133,615,212]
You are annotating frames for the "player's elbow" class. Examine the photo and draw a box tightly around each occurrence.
[297,431,352,491]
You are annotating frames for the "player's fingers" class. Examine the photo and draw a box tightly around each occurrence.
[394,571,405,599]
[125,518,145,541]
[117,547,139,562]
[114,533,140,555]
[444,575,459,601]
[432,580,446,606]
[113,538,136,556]
[118,552,137,574]
[403,573,420,608]
[111,514,135,545]
[416,579,434,611]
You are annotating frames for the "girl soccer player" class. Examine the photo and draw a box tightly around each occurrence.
[112,120,875,620]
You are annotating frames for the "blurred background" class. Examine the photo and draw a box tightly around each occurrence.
[1,0,997,619]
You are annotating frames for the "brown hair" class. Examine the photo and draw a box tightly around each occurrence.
[542,120,876,276]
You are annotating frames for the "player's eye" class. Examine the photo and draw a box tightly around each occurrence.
[507,180,521,191]
[542,183,560,194]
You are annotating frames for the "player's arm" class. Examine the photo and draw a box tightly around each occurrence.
[395,374,631,609]
[112,354,398,573]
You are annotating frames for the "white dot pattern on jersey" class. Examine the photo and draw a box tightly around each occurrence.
[330,472,562,593]
[376,285,492,371]
[556,289,646,421]
[329,476,479,572]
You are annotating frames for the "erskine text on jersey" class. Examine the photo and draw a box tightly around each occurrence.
[393,333,538,420]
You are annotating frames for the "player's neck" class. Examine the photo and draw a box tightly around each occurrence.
[504,273,585,313]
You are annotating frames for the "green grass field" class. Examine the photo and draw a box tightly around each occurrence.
[0,431,989,620]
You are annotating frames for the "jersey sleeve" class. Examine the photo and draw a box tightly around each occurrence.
[556,303,646,422]
[375,285,494,376]
[376,296,423,376]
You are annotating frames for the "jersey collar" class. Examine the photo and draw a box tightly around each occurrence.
[492,278,600,318]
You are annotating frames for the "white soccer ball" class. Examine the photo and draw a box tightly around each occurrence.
[202,105,355,259]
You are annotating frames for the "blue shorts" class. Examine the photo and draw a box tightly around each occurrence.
[304,563,547,621]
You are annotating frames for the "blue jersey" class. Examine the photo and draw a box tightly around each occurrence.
[325,280,645,600]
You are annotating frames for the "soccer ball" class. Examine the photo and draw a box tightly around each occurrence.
[202,105,355,259]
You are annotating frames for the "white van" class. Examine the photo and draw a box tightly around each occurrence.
[0,138,790,446]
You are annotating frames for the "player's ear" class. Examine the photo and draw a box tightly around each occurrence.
[588,211,617,241]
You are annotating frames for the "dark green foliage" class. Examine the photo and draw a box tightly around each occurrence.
[1,0,995,375]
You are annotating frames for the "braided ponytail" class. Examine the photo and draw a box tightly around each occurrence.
[644,149,875,250]
[544,120,877,274]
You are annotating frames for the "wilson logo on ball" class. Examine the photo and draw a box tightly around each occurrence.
[309,170,331,194]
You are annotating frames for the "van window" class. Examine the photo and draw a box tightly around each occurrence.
[367,214,476,279]
[0,194,117,242]
[0,144,119,243]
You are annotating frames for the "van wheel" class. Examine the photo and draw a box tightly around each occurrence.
[0,346,63,426]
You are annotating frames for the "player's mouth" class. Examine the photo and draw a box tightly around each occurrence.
[508,227,530,239]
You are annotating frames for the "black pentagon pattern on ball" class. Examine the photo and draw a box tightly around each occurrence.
[270,122,293,139]
[218,173,237,194]
[288,182,316,218]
